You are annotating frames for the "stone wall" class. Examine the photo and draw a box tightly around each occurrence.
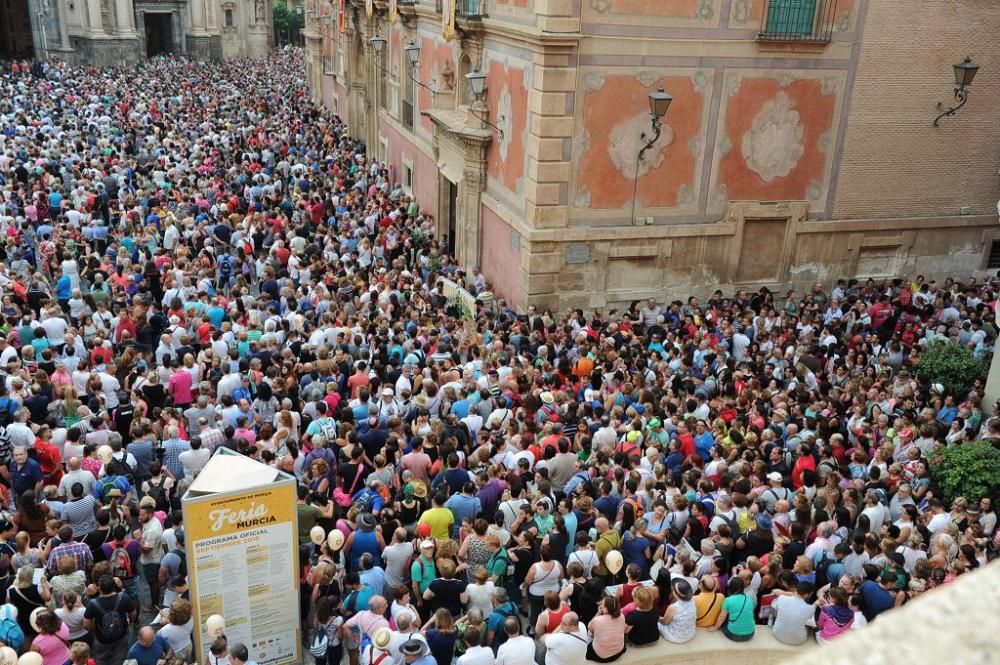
[833,0,1000,220]
[68,36,143,67]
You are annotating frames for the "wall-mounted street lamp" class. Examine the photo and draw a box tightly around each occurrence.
[465,70,504,139]
[933,56,980,126]
[401,42,438,97]
[630,87,673,224]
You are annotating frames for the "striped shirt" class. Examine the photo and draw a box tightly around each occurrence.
[61,495,99,537]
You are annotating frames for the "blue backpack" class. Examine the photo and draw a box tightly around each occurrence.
[0,606,24,652]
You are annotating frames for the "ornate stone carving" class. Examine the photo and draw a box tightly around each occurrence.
[256,0,266,23]
[609,113,675,180]
[741,91,804,183]
[636,71,658,88]
[697,0,714,19]
[589,0,610,14]
[582,72,604,91]
[440,60,454,91]
[497,85,513,161]
[100,0,113,33]
[732,0,751,24]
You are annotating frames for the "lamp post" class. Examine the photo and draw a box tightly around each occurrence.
[465,70,504,138]
[400,42,438,97]
[933,56,980,126]
[630,87,672,225]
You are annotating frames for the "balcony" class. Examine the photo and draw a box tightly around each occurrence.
[435,0,484,18]
[757,0,837,43]
[457,0,484,18]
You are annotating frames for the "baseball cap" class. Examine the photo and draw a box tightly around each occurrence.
[420,539,435,550]
[767,472,783,483]
[647,418,662,429]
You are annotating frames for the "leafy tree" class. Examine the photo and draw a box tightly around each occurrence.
[931,441,1000,504]
[913,340,983,397]
[273,0,303,43]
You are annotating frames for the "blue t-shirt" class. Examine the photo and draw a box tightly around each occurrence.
[860,580,896,621]
[128,635,172,665]
[595,495,620,520]
[56,275,72,299]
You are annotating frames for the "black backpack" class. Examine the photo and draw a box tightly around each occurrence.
[107,455,135,487]
[814,551,834,588]
[146,476,171,512]
[170,548,188,578]
[0,399,13,427]
[93,594,128,643]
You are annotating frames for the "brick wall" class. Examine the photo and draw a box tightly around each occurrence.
[833,0,1000,219]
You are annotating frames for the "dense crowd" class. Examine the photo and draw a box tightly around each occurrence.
[0,48,996,665]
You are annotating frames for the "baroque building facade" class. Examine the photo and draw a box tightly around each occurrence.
[1,0,273,65]
[304,0,1000,310]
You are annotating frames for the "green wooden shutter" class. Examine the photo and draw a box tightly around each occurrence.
[765,0,817,37]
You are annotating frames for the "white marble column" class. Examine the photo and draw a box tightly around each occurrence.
[58,0,71,48]
[86,0,102,31]
[115,0,135,34]
[189,0,207,32]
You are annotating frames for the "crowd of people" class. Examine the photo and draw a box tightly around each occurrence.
[0,47,997,665]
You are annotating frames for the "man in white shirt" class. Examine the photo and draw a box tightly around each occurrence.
[771,583,815,645]
[456,628,495,665]
[541,613,588,665]
[926,498,952,534]
[58,457,96,499]
[495,618,535,665]
[179,437,211,479]
[96,370,121,409]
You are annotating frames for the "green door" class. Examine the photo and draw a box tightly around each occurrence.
[765,0,817,37]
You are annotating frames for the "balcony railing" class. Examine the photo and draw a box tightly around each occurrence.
[457,0,484,18]
[435,0,484,17]
[757,0,837,43]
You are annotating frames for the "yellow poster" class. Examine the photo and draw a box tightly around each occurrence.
[442,0,456,40]
[184,452,300,665]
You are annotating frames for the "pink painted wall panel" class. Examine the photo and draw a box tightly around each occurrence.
[479,206,521,308]
[377,118,438,217]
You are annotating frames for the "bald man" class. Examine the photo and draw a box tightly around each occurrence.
[59,456,96,498]
[541,612,588,665]
[126,626,173,665]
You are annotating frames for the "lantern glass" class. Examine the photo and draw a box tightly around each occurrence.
[953,56,979,88]
[466,70,486,97]
[648,87,673,117]
[404,43,420,67]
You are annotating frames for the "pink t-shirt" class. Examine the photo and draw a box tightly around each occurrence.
[401,452,432,482]
[33,624,70,665]
[589,614,626,658]
[168,370,194,405]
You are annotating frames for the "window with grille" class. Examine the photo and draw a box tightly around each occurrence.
[758,0,837,43]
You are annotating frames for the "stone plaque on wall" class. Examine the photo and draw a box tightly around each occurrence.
[565,243,591,264]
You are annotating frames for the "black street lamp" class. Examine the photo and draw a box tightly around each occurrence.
[933,56,980,126]
[630,87,673,224]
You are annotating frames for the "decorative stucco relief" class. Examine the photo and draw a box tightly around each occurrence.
[609,113,675,179]
[497,86,513,161]
[741,91,804,183]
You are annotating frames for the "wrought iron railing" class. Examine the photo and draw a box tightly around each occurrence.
[757,0,837,43]
[456,0,484,17]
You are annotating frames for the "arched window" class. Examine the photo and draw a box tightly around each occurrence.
[225,8,234,27]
